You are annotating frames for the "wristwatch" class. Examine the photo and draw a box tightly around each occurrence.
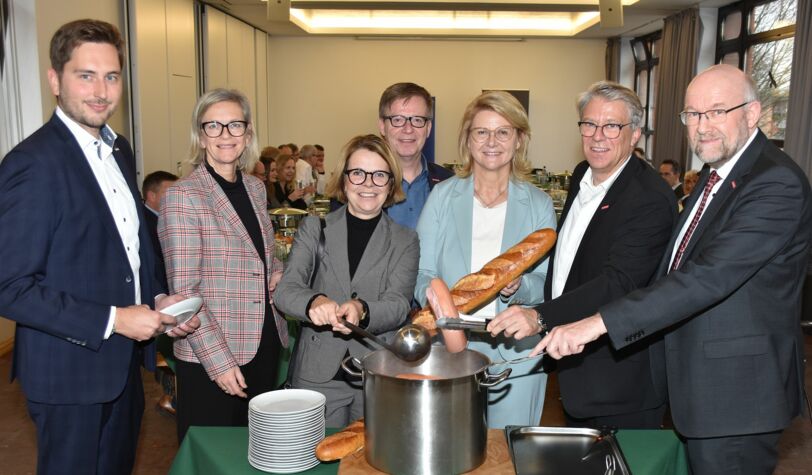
[533,309,548,335]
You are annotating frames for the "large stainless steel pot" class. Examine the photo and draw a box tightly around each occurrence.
[342,346,511,475]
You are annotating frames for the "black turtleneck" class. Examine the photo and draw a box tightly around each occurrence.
[205,162,265,265]
[346,209,382,279]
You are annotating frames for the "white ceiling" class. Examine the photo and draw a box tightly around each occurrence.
[204,0,734,38]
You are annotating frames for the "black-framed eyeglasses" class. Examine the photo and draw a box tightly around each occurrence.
[383,115,430,128]
[469,127,516,143]
[200,120,249,138]
[344,168,393,187]
[577,121,632,139]
[679,102,750,126]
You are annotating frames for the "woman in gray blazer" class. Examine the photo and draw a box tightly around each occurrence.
[275,135,419,427]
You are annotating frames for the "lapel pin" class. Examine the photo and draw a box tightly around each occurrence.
[730,180,737,189]
[600,204,610,210]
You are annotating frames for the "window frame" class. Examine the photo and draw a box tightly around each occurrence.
[716,0,797,148]
[630,30,662,163]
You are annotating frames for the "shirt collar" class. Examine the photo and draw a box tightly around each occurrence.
[55,106,118,151]
[712,128,758,181]
[581,156,631,195]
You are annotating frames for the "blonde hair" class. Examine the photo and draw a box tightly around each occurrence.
[325,134,405,207]
[456,91,532,181]
[274,154,296,194]
[188,88,259,172]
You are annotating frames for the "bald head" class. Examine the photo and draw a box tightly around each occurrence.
[683,65,761,168]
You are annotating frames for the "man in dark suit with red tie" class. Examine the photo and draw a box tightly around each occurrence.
[533,65,812,475]
[0,19,198,474]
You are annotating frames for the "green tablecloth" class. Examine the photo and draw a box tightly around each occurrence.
[169,426,688,475]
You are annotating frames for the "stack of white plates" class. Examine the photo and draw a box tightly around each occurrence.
[248,389,326,473]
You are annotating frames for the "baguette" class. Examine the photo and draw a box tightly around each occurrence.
[315,418,365,461]
[413,228,557,331]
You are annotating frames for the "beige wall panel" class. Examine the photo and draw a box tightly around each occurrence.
[166,0,196,78]
[254,32,270,147]
[35,0,129,135]
[267,37,604,174]
[204,7,228,90]
[241,23,257,121]
[131,0,171,176]
[169,74,197,177]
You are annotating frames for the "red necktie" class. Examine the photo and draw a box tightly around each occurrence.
[670,171,721,271]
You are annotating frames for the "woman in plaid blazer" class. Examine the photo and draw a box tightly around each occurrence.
[275,135,419,427]
[159,89,289,442]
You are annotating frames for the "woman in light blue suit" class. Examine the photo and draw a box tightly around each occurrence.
[415,91,556,428]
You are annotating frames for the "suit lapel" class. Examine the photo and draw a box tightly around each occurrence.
[50,116,131,255]
[676,132,766,265]
[196,166,259,259]
[578,157,635,240]
[501,179,530,252]
[451,177,474,274]
[245,177,274,266]
[324,210,352,296]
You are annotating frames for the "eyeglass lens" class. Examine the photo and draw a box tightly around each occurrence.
[201,120,248,138]
[577,122,625,139]
[346,169,392,186]
[386,115,429,128]
[469,127,515,143]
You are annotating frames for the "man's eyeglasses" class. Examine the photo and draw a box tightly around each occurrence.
[384,115,430,128]
[577,121,631,139]
[679,102,750,126]
[469,127,516,144]
[344,168,393,187]
[200,120,249,138]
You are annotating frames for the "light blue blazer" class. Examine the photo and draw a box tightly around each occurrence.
[414,175,557,360]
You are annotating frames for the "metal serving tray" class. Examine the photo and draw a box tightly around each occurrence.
[504,426,631,475]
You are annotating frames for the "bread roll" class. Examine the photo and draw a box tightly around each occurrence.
[315,418,365,461]
[413,228,556,331]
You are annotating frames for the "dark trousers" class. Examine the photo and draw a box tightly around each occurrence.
[175,317,281,442]
[684,431,782,475]
[26,352,144,475]
[564,403,666,430]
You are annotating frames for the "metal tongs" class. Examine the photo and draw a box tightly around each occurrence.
[435,313,494,332]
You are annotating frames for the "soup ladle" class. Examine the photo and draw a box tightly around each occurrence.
[341,319,430,362]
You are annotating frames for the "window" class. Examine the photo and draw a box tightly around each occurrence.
[630,31,662,163]
[716,0,797,146]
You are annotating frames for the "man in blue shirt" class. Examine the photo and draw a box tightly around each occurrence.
[377,83,453,229]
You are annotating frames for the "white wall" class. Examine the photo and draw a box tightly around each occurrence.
[266,37,606,175]
[203,6,272,150]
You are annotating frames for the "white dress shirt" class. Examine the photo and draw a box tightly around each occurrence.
[295,159,315,204]
[552,157,631,299]
[668,129,758,269]
[56,107,141,337]
[471,197,507,317]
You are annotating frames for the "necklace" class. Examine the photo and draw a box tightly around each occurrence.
[474,186,507,208]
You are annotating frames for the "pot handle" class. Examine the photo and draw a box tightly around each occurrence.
[340,355,364,378]
[477,368,512,387]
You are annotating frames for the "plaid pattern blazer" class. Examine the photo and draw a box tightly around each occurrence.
[159,165,288,380]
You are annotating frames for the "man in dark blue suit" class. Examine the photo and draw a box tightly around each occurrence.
[0,19,198,474]
[533,65,812,474]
